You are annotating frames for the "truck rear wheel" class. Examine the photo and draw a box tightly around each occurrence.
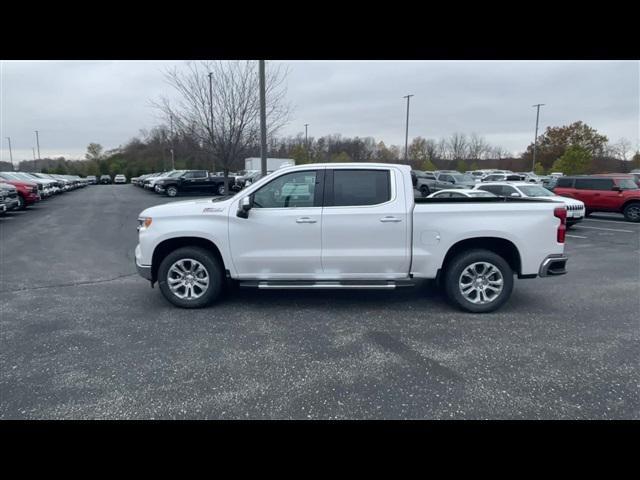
[443,249,514,313]
[157,246,223,308]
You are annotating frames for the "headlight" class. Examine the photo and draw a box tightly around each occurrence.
[137,217,152,231]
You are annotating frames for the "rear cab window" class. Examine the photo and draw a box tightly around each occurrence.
[326,169,391,207]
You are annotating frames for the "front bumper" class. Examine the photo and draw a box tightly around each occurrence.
[135,244,153,281]
[539,254,568,277]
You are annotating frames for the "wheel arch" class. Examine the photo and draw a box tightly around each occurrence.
[151,236,226,282]
[439,237,522,278]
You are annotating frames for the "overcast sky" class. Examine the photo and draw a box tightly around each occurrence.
[1,60,638,162]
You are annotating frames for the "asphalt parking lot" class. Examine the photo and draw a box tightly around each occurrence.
[1,185,638,419]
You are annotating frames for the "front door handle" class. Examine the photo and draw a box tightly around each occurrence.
[380,216,402,223]
[296,217,317,224]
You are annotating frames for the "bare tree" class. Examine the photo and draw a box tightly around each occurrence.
[154,61,291,192]
[613,137,632,161]
[468,133,491,160]
[447,133,469,160]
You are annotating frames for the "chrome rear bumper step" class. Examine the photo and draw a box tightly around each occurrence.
[239,281,414,290]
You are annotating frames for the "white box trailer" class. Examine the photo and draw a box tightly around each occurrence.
[244,158,295,171]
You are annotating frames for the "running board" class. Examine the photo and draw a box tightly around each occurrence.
[239,280,414,290]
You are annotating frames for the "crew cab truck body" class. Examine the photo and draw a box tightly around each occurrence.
[135,163,568,313]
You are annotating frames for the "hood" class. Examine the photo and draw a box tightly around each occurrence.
[139,196,235,218]
[531,195,584,206]
[1,179,36,188]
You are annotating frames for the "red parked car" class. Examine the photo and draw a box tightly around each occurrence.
[553,175,640,222]
[0,174,40,209]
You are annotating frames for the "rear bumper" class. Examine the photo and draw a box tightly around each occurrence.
[539,254,568,277]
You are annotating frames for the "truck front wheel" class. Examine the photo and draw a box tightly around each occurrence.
[157,246,223,308]
[443,249,514,313]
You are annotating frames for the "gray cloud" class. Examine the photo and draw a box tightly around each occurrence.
[1,60,638,163]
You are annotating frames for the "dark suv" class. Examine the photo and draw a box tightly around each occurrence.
[154,170,236,197]
[100,174,112,184]
[553,175,640,222]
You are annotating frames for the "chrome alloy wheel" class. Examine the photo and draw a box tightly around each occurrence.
[167,259,210,300]
[458,261,504,305]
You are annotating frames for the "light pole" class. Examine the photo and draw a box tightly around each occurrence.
[208,72,215,172]
[35,130,41,160]
[304,123,309,163]
[403,94,414,164]
[169,115,175,170]
[259,60,268,176]
[532,104,545,172]
[5,137,13,169]
[32,147,36,161]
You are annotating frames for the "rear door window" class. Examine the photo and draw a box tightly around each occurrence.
[574,178,614,190]
[328,169,391,207]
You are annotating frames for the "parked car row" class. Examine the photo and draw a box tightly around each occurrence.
[411,169,547,197]
[0,171,90,213]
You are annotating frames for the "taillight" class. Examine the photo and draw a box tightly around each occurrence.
[554,206,566,243]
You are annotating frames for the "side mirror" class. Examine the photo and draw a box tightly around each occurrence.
[612,186,621,192]
[237,195,253,218]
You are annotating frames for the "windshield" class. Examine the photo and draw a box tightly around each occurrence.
[452,174,474,182]
[519,185,555,197]
[167,170,185,177]
[618,179,639,190]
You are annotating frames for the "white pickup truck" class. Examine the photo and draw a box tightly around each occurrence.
[135,163,568,313]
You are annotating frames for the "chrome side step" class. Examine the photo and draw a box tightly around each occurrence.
[239,280,414,290]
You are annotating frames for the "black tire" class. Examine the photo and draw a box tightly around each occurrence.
[420,185,430,197]
[157,246,223,308]
[166,186,178,197]
[443,249,514,313]
[17,195,25,210]
[216,184,226,196]
[584,209,593,217]
[623,202,640,222]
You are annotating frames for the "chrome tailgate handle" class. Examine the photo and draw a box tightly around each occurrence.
[380,216,402,223]
[296,217,317,224]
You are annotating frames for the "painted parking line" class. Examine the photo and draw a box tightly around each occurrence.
[573,225,635,233]
[566,234,588,239]
[583,218,640,226]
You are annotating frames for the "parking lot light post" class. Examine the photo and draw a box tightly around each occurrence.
[304,124,309,163]
[259,60,267,177]
[403,94,414,164]
[35,130,41,160]
[5,137,13,169]
[532,104,545,172]
[208,72,215,173]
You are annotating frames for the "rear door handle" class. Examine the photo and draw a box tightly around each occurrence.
[296,217,317,224]
[380,216,402,223]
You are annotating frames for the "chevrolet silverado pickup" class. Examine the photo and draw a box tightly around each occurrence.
[135,163,569,313]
